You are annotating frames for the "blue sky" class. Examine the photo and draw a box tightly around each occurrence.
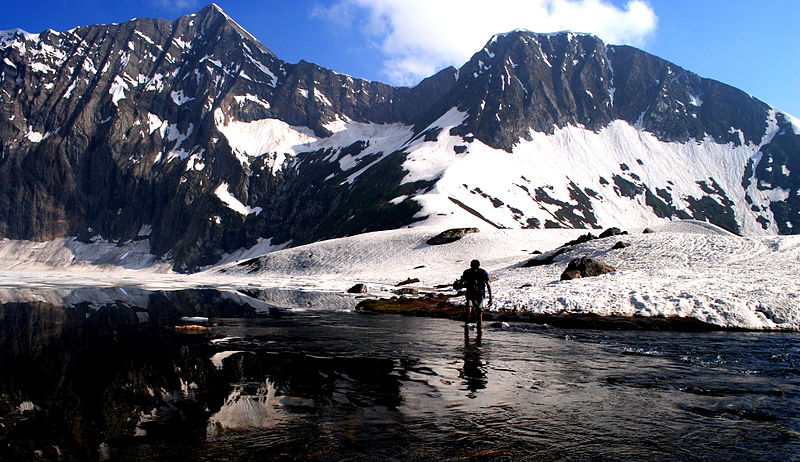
[3,0,799,115]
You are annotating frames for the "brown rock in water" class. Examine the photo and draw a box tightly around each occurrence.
[560,256,615,280]
[356,295,462,318]
[426,228,480,245]
[394,288,419,296]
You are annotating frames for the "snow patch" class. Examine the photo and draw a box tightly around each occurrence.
[170,89,195,106]
[215,111,317,171]
[688,94,703,107]
[214,183,263,216]
[109,75,129,105]
[25,127,50,143]
[314,90,332,106]
[780,110,800,135]
[233,94,271,110]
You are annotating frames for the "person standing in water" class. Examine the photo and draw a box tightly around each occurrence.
[458,259,492,327]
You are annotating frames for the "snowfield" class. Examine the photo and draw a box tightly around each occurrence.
[0,221,797,330]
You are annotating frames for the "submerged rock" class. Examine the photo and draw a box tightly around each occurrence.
[560,256,616,280]
[426,228,480,245]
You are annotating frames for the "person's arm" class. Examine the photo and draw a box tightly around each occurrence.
[483,270,493,306]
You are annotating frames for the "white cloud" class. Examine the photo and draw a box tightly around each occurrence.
[150,0,200,12]
[313,0,658,85]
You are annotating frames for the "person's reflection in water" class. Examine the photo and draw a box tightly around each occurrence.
[460,323,487,398]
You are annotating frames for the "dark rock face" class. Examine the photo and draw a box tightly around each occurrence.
[426,227,480,245]
[0,6,453,270]
[560,256,616,280]
[0,7,797,272]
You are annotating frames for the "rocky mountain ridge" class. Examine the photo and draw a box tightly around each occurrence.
[1,4,797,271]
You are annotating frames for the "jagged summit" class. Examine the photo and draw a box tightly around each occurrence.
[0,6,797,271]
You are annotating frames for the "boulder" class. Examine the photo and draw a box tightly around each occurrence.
[522,247,569,267]
[397,277,420,286]
[560,270,583,280]
[347,283,368,294]
[612,241,631,250]
[599,227,627,238]
[560,256,616,280]
[559,233,597,247]
[426,228,480,245]
[642,227,655,234]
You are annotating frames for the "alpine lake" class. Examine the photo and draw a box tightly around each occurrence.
[0,288,797,461]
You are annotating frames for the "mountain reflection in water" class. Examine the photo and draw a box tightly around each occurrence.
[0,288,797,461]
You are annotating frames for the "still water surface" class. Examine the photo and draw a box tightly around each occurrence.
[0,288,797,461]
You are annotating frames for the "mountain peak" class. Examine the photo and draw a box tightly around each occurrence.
[490,29,599,42]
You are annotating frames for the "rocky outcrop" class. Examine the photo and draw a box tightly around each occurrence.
[426,227,480,245]
[560,256,616,280]
[599,227,627,238]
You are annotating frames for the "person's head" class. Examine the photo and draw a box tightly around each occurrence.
[470,259,480,269]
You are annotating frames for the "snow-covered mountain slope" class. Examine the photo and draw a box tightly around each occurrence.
[398,109,793,235]
[0,4,797,271]
[208,221,799,330]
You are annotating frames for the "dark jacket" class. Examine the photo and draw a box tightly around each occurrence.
[461,267,489,299]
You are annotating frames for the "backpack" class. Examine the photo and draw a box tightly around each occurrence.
[460,268,485,293]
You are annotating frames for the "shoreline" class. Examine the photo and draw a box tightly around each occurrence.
[355,295,753,332]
